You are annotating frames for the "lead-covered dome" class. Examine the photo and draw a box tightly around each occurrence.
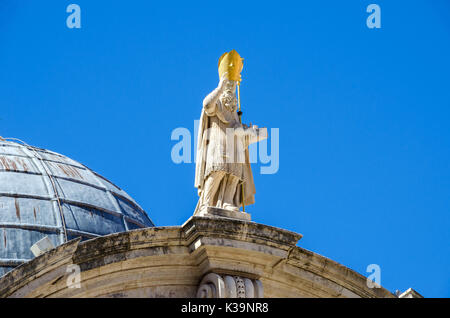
[0,138,154,276]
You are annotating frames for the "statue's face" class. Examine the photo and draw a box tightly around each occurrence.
[224,79,237,92]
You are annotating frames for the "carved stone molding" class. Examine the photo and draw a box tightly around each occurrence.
[196,273,263,298]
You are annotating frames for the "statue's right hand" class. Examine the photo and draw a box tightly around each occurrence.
[219,72,228,88]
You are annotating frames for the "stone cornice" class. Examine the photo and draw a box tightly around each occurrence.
[0,217,395,298]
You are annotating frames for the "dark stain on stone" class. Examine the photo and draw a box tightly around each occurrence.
[14,199,20,220]
[51,275,64,285]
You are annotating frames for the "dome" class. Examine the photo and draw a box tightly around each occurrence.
[0,138,155,276]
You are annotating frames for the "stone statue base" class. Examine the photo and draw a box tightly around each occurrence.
[197,206,251,221]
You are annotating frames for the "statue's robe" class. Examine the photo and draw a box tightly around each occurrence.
[195,99,256,207]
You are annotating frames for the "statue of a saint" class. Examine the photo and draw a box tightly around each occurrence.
[194,50,267,216]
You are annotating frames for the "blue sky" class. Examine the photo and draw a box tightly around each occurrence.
[1,1,449,297]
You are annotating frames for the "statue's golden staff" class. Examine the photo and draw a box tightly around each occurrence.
[237,82,246,213]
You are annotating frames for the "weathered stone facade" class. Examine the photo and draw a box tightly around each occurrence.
[0,216,396,298]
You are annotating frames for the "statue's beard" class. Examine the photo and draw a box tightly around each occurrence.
[220,90,237,112]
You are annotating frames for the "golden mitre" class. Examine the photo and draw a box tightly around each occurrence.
[218,50,244,82]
